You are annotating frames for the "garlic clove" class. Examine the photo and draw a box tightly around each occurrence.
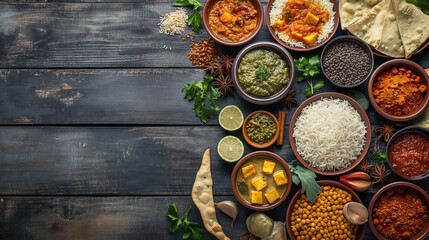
[261,221,287,240]
[341,171,370,181]
[215,200,238,228]
[343,202,368,225]
[340,178,371,192]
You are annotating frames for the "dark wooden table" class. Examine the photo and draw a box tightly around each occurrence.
[0,1,428,239]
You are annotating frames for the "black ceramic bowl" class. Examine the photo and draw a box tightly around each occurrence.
[386,126,429,181]
[321,36,374,88]
[231,41,296,105]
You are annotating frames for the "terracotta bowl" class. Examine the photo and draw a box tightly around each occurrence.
[368,182,429,240]
[231,151,292,211]
[285,180,365,240]
[320,35,374,88]
[386,126,429,181]
[231,41,296,105]
[368,59,429,122]
[289,92,371,176]
[242,110,280,149]
[202,0,264,46]
[265,0,339,51]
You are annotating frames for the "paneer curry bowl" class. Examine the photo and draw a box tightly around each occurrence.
[202,0,264,45]
[266,0,339,50]
[231,151,292,211]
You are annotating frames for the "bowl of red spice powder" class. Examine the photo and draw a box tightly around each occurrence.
[368,182,429,240]
[368,59,429,122]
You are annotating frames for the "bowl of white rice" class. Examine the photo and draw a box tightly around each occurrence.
[289,92,371,175]
[266,0,339,51]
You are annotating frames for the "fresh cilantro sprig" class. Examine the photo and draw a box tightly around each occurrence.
[295,55,324,98]
[183,75,222,123]
[172,0,203,32]
[168,203,203,240]
[344,89,369,111]
[371,152,387,164]
[289,160,321,203]
[407,0,429,14]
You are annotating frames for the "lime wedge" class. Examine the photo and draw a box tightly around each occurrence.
[217,135,244,163]
[218,105,244,131]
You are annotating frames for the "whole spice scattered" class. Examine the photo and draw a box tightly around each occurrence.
[370,163,391,186]
[288,160,321,203]
[356,158,373,173]
[376,121,396,142]
[281,90,298,109]
[373,187,428,239]
[373,67,427,116]
[276,111,286,146]
[213,74,234,97]
[204,62,222,76]
[167,203,203,240]
[189,37,220,67]
[220,55,235,73]
[214,200,238,228]
[295,55,324,98]
[322,41,371,86]
[339,171,371,192]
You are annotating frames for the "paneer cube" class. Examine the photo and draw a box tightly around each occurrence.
[264,189,280,204]
[303,32,318,46]
[273,171,288,186]
[262,161,276,175]
[242,164,257,178]
[220,12,233,23]
[304,12,319,25]
[251,191,263,204]
[251,176,267,191]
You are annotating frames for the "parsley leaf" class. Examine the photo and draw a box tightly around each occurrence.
[255,62,272,82]
[168,203,183,233]
[172,0,202,9]
[182,76,222,123]
[371,152,387,164]
[167,204,203,240]
[294,55,323,98]
[172,0,203,32]
[289,160,321,203]
[344,89,369,111]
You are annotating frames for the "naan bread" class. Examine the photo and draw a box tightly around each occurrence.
[347,0,390,48]
[339,0,382,30]
[192,149,230,240]
[376,0,405,58]
[393,0,429,58]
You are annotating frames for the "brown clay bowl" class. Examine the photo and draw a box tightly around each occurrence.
[231,41,296,105]
[368,59,429,122]
[202,0,264,46]
[242,110,280,149]
[368,182,429,240]
[285,180,366,240]
[289,92,371,176]
[265,0,339,51]
[346,30,429,58]
[231,151,292,211]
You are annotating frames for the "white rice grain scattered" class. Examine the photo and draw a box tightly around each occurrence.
[159,8,188,36]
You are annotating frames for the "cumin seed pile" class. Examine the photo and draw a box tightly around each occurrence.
[188,37,220,67]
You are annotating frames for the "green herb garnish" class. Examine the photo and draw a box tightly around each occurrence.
[238,180,249,196]
[168,203,203,240]
[344,89,369,111]
[183,75,222,123]
[295,55,324,98]
[289,160,321,203]
[285,10,293,23]
[371,152,387,164]
[172,0,203,32]
[255,62,271,82]
[406,0,429,14]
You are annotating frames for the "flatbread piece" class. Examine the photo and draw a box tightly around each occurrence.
[393,0,429,58]
[347,0,390,49]
[339,0,382,30]
[192,149,230,240]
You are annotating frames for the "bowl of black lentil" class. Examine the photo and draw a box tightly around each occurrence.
[242,110,279,149]
[321,36,374,88]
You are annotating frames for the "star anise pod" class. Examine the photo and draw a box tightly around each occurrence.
[204,62,223,76]
[220,55,235,73]
[356,158,374,173]
[213,74,234,97]
[376,121,396,142]
[370,163,391,186]
[281,90,299,109]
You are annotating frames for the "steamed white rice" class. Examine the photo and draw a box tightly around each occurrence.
[269,0,335,48]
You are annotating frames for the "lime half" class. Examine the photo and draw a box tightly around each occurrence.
[218,105,244,131]
[217,135,244,163]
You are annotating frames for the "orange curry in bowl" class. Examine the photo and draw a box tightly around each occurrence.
[272,0,329,46]
[208,0,258,42]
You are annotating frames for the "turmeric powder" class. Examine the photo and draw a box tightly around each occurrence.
[373,67,427,116]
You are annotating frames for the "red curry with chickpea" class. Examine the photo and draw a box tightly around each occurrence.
[208,0,258,42]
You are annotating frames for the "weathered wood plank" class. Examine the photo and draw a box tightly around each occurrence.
[0,2,428,68]
[0,68,388,125]
[0,126,427,195]
[0,196,379,239]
